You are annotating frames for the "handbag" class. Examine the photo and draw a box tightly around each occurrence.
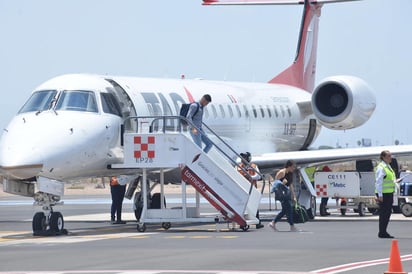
[271,180,291,202]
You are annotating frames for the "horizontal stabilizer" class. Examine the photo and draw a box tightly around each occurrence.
[203,0,359,5]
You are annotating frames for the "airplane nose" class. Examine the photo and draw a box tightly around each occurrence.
[0,116,48,180]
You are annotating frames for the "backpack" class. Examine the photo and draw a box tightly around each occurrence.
[293,203,309,224]
[179,102,200,126]
[270,180,291,202]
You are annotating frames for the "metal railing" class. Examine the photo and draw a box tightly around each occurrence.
[121,115,266,195]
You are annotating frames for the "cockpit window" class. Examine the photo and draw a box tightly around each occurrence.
[55,90,98,113]
[19,90,57,113]
[100,93,122,117]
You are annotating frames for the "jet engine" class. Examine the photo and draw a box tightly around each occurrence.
[311,75,376,130]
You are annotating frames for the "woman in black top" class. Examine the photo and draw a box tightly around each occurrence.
[269,160,300,232]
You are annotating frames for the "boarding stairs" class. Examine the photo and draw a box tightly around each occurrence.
[111,116,263,231]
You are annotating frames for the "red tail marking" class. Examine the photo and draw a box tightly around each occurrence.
[269,1,321,92]
[184,87,195,103]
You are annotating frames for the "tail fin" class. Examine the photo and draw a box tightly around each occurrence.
[269,1,321,92]
[203,0,360,92]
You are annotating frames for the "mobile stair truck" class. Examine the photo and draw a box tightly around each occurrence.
[110,116,263,232]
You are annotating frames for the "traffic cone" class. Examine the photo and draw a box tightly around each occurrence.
[384,240,407,274]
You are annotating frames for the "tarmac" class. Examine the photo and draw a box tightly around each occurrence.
[0,189,412,274]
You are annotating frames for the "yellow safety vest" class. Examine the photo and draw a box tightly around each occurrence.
[375,162,395,194]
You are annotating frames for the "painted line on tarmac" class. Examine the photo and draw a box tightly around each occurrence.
[0,271,313,274]
[0,231,240,246]
[311,254,412,273]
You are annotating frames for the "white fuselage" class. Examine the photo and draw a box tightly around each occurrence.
[0,74,320,181]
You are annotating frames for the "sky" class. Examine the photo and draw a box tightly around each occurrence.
[0,0,411,148]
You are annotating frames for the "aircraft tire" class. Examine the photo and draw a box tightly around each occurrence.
[50,212,64,232]
[32,212,47,232]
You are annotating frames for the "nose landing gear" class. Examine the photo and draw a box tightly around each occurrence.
[32,192,67,236]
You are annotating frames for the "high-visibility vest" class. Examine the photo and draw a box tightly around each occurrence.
[305,166,316,183]
[237,163,258,188]
[375,162,395,194]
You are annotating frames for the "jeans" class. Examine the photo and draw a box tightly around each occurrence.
[273,198,294,225]
[190,128,213,153]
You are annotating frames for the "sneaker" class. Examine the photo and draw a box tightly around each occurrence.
[256,224,264,229]
[268,222,278,231]
[114,220,127,224]
[290,225,301,232]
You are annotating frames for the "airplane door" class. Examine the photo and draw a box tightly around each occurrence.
[300,119,317,150]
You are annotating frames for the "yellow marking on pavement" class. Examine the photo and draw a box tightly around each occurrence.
[130,235,150,239]
[217,235,238,239]
[189,235,212,239]
[165,235,186,239]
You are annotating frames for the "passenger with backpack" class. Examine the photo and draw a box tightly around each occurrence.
[183,94,213,153]
[268,160,301,232]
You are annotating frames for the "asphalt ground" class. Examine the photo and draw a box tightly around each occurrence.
[0,195,412,274]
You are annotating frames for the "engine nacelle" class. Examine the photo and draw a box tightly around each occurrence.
[311,75,376,130]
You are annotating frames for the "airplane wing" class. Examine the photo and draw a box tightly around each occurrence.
[253,144,412,168]
[203,0,360,5]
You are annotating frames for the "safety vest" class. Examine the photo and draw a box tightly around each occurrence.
[375,162,395,194]
[305,166,316,183]
[237,163,258,188]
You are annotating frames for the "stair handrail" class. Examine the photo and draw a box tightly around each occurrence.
[121,115,265,195]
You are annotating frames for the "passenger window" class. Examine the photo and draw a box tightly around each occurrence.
[211,105,218,119]
[267,105,272,118]
[287,106,292,117]
[235,105,242,118]
[243,105,249,118]
[19,90,57,113]
[227,105,234,118]
[56,90,98,113]
[273,106,279,118]
[219,105,226,118]
[252,105,257,118]
[280,105,285,117]
[259,105,265,118]
[101,93,122,117]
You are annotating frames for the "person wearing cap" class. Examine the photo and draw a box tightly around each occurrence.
[186,94,213,153]
[237,152,264,229]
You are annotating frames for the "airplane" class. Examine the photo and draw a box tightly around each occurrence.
[1,0,411,234]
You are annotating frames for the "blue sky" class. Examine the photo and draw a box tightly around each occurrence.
[0,0,411,148]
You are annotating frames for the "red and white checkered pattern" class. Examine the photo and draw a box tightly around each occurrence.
[315,184,328,197]
[134,136,155,159]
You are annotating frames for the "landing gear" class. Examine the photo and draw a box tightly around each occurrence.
[32,192,66,236]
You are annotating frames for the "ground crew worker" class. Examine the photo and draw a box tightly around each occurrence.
[237,152,264,229]
[319,165,331,216]
[110,176,127,224]
[375,150,400,238]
